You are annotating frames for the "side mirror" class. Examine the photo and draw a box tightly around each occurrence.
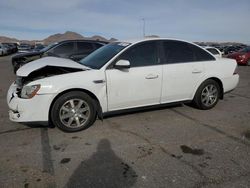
[114,59,130,69]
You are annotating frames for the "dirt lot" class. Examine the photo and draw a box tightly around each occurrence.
[0,55,250,188]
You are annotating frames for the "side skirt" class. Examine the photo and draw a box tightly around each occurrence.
[103,100,192,118]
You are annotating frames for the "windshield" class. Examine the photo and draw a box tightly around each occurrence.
[40,42,58,52]
[79,42,131,69]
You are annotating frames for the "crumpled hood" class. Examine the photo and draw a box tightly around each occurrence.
[16,56,90,77]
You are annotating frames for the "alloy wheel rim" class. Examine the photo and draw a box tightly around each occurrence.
[59,99,90,128]
[201,84,218,107]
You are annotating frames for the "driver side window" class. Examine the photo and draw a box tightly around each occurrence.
[118,41,158,67]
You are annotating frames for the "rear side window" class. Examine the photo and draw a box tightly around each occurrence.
[191,45,215,61]
[52,42,74,54]
[163,41,194,63]
[163,41,215,64]
[118,41,158,67]
[77,42,94,53]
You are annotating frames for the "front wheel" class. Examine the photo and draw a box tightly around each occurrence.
[51,91,97,132]
[193,79,220,110]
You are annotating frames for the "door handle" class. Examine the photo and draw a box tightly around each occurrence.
[192,70,202,74]
[145,74,159,79]
[93,79,106,84]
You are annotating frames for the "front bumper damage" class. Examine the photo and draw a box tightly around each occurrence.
[7,83,53,122]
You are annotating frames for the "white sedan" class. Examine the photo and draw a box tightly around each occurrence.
[7,38,239,132]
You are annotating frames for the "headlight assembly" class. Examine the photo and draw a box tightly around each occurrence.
[21,84,41,99]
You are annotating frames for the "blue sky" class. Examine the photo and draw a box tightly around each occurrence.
[0,0,250,43]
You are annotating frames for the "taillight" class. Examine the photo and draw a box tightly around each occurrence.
[239,55,246,59]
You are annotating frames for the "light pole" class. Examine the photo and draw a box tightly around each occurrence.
[142,18,145,38]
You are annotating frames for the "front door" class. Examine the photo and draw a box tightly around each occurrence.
[106,41,162,111]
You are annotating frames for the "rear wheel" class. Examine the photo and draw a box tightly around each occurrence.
[51,91,97,132]
[193,79,220,110]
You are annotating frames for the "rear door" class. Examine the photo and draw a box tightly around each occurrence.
[106,41,163,111]
[160,40,215,103]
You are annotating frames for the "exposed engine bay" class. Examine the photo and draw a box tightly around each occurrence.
[15,66,84,89]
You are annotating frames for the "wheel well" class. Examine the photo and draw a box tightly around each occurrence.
[48,88,102,122]
[207,77,224,99]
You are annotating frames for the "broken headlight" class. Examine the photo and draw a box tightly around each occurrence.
[21,84,41,99]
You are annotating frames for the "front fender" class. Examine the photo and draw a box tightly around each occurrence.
[28,70,108,113]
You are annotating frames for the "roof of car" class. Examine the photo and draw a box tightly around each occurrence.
[57,39,109,44]
[118,37,196,45]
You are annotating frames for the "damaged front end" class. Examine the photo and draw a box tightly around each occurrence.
[14,66,84,97]
[8,56,91,122]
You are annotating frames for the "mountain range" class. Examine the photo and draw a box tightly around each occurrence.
[0,31,117,44]
[0,32,246,46]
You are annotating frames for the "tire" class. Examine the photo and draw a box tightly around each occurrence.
[193,79,220,110]
[51,91,97,132]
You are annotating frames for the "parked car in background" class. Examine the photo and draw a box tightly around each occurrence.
[18,43,32,53]
[7,38,239,132]
[11,43,18,53]
[227,46,250,65]
[33,44,46,52]
[12,40,108,73]
[0,43,8,56]
[204,47,222,58]
[0,48,4,56]
[2,43,18,54]
[2,43,13,54]
[223,46,239,55]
